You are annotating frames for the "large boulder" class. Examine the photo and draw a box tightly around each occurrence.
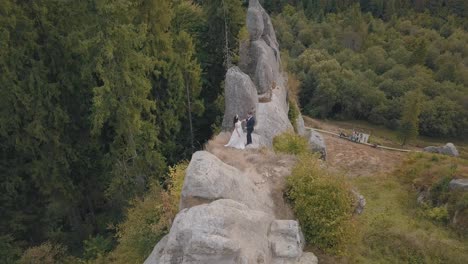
[251,40,280,94]
[145,199,305,264]
[144,235,168,264]
[222,67,259,130]
[240,0,282,95]
[308,130,327,159]
[246,6,264,41]
[423,143,459,157]
[269,220,304,263]
[255,93,293,144]
[449,179,468,191]
[180,151,273,214]
[296,252,319,264]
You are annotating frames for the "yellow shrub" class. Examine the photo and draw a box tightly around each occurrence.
[107,161,188,264]
[18,242,78,264]
[273,131,308,155]
[286,154,355,254]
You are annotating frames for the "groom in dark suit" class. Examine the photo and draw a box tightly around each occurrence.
[245,111,255,146]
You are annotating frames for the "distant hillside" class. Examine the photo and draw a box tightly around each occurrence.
[272,4,467,138]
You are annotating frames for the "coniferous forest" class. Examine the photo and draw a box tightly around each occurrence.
[0,0,467,263]
[0,0,245,261]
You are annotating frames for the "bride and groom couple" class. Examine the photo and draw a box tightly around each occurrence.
[224,111,256,150]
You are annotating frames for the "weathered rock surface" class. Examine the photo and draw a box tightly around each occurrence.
[308,130,327,159]
[296,252,319,264]
[251,39,280,94]
[449,179,468,191]
[146,199,305,264]
[222,67,258,130]
[144,235,168,264]
[255,93,294,144]
[269,220,304,263]
[423,143,459,157]
[241,0,281,95]
[180,151,273,214]
[352,190,366,215]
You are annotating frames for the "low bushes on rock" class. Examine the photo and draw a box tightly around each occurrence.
[106,161,188,264]
[273,131,308,155]
[286,153,355,254]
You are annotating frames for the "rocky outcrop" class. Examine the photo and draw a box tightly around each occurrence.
[222,67,258,130]
[145,1,318,263]
[307,130,327,159]
[449,179,468,191]
[241,0,281,95]
[269,220,304,263]
[296,253,319,264]
[179,151,273,214]
[255,94,293,142]
[423,143,459,157]
[146,199,304,264]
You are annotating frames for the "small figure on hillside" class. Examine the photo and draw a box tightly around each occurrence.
[224,114,245,150]
[245,111,256,146]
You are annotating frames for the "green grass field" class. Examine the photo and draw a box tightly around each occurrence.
[303,118,468,263]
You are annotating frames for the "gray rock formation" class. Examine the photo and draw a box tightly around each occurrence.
[255,94,293,142]
[269,220,304,263]
[146,199,305,264]
[144,235,168,264]
[145,1,319,263]
[423,143,459,157]
[241,0,281,95]
[251,39,280,94]
[449,179,468,191]
[296,253,319,264]
[180,151,273,214]
[222,67,258,130]
[307,130,327,159]
[352,190,366,215]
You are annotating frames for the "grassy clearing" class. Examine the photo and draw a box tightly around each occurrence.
[346,174,468,264]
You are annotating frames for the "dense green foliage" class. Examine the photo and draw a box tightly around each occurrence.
[286,154,355,254]
[273,131,309,155]
[106,161,188,264]
[398,89,423,145]
[273,3,468,138]
[0,0,245,261]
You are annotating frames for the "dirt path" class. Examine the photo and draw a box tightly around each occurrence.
[305,117,408,177]
[322,133,406,177]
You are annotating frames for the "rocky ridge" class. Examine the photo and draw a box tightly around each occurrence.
[144,1,317,263]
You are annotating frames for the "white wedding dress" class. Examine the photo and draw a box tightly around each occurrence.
[224,121,245,149]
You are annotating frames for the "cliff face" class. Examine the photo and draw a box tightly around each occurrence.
[144,1,316,263]
[222,0,292,147]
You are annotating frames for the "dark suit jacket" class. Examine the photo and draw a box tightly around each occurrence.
[246,116,255,131]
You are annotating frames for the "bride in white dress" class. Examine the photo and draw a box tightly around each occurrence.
[224,114,245,149]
